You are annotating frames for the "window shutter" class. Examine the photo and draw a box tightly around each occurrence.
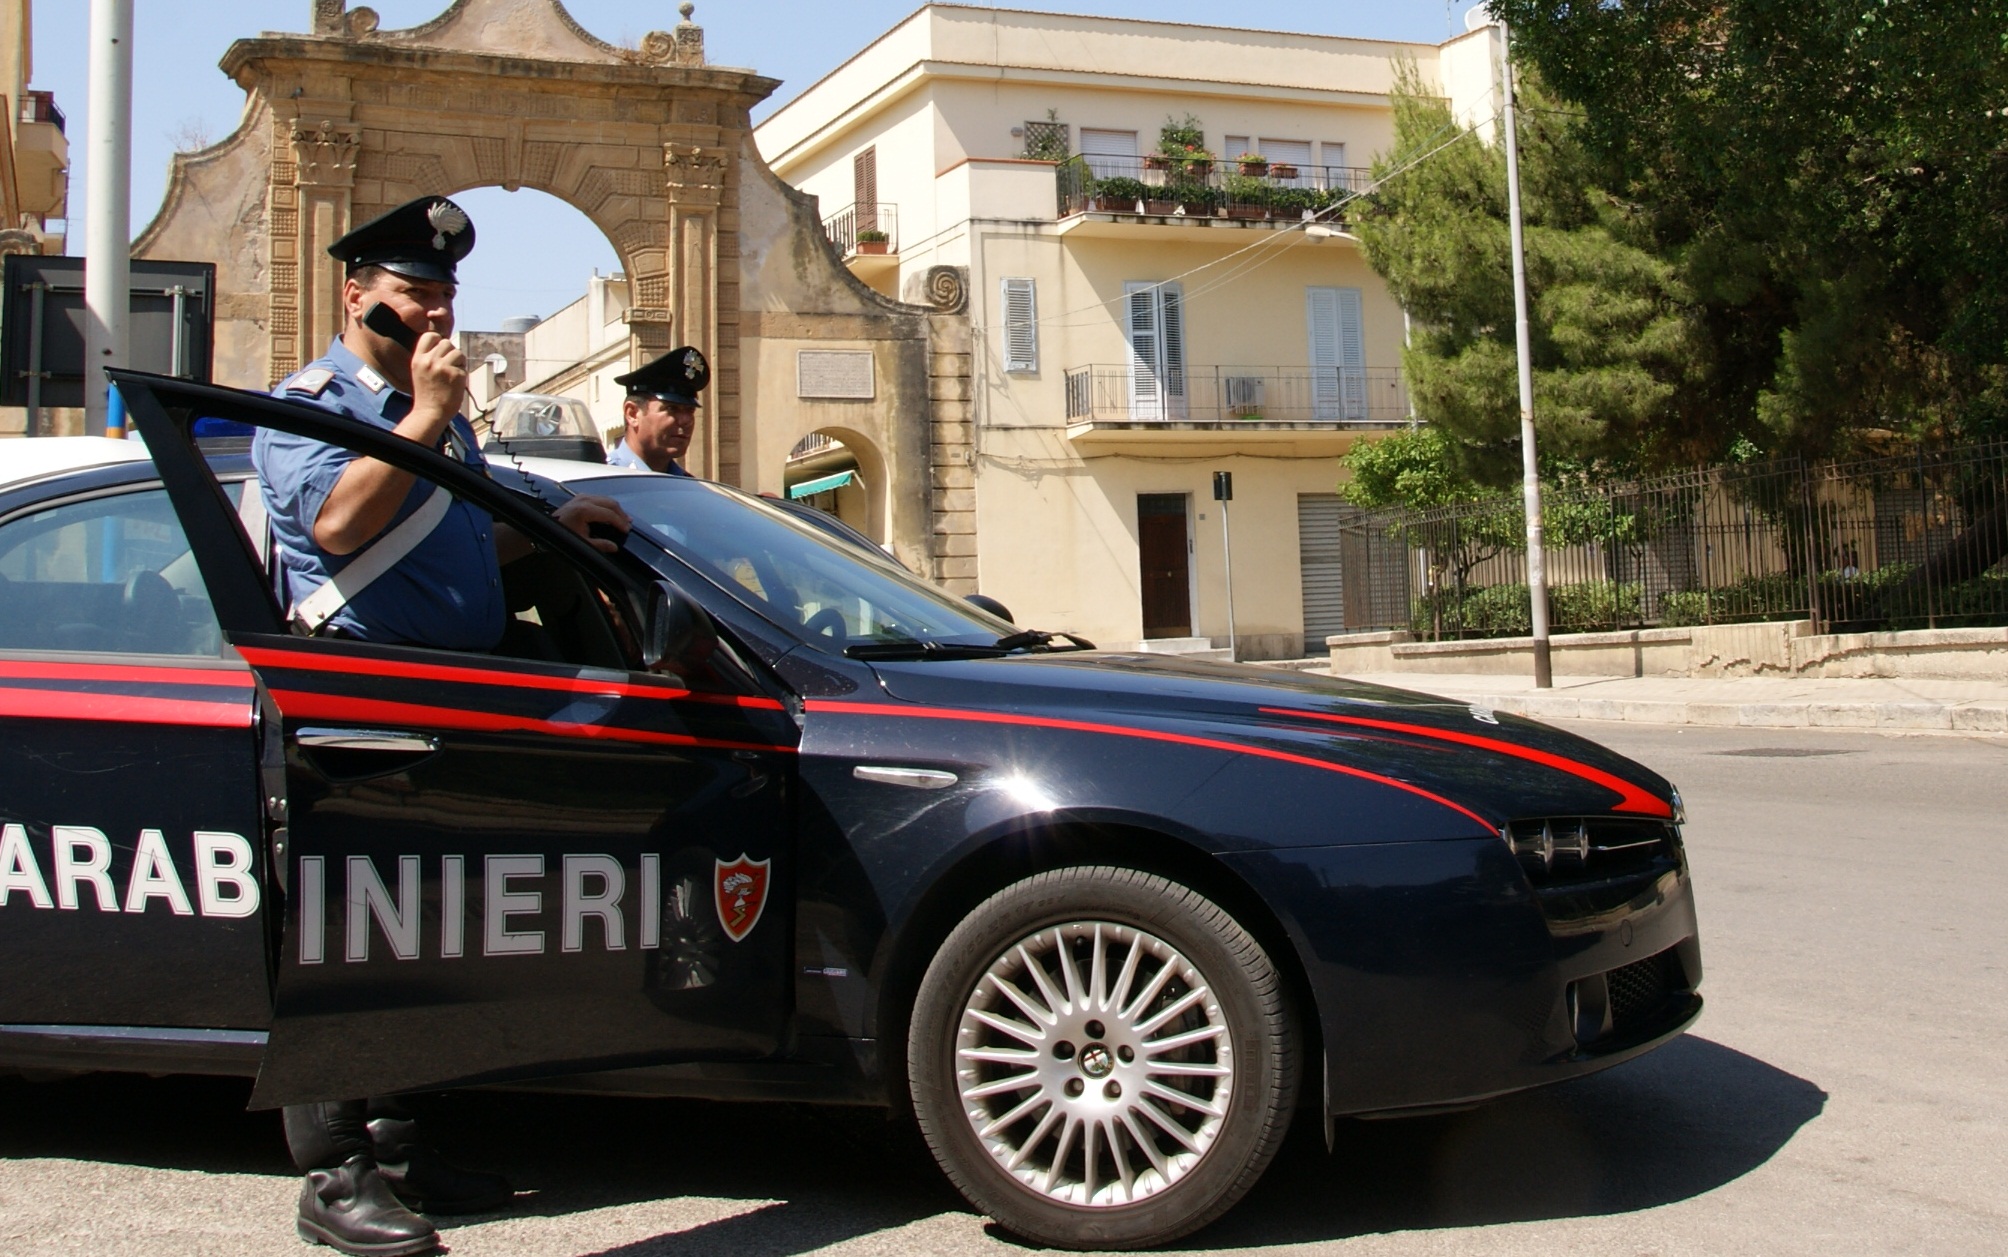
[1126,282,1162,418]
[1159,283,1187,415]
[1307,286,1365,420]
[1001,278,1038,374]
[1224,134,1250,159]
[853,147,878,230]
[1336,287,1365,419]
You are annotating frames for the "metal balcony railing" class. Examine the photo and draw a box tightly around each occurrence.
[20,91,64,133]
[1057,154,1373,221]
[821,203,898,257]
[1064,365,1409,425]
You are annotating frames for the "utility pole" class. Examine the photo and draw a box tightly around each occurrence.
[1214,471,1237,662]
[1498,18,1552,687]
[84,0,135,437]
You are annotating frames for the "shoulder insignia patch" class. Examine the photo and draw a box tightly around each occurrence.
[355,365,389,394]
[282,367,335,397]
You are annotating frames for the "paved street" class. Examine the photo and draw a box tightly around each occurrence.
[2,723,2004,1256]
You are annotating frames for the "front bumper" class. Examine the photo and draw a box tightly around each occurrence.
[1221,823,1701,1118]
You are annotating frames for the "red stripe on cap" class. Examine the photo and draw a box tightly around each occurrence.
[0,659,251,688]
[0,685,251,728]
[1257,706,1672,817]
[803,699,1495,831]
[238,645,784,709]
[268,689,792,754]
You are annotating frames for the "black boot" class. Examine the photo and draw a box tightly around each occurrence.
[369,1114,515,1215]
[285,1101,438,1256]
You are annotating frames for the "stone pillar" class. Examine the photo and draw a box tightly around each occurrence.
[924,267,977,592]
[661,139,730,479]
[277,118,358,379]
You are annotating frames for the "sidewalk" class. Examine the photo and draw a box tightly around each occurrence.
[1290,667,2008,734]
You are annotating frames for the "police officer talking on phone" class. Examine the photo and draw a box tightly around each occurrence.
[606,345,708,475]
[252,196,630,1255]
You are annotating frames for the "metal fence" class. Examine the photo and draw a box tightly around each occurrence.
[1065,365,1409,425]
[1330,440,2008,638]
[1056,155,1373,221]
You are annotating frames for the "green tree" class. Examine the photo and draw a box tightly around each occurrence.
[1491,0,2008,452]
[1352,65,1701,484]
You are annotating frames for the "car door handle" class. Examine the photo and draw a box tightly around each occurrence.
[294,727,441,753]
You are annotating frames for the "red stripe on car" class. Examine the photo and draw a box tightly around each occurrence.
[803,699,1496,830]
[1257,706,1672,817]
[238,645,785,710]
[0,685,251,728]
[0,659,250,688]
[268,689,793,754]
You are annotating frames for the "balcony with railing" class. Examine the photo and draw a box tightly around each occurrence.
[1057,155,1372,225]
[20,91,65,132]
[821,202,898,258]
[1065,365,1409,427]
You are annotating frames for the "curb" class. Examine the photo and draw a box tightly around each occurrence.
[1447,691,2008,734]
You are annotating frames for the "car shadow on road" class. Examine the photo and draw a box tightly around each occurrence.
[0,1032,1822,1255]
[1182,1033,1827,1249]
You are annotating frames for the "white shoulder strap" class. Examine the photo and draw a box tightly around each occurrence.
[289,487,454,635]
[235,478,269,570]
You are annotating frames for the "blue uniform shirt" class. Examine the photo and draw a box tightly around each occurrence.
[607,439,691,476]
[253,339,506,650]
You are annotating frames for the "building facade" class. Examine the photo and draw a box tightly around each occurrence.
[756,5,1497,657]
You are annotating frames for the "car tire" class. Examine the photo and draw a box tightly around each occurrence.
[908,866,1298,1249]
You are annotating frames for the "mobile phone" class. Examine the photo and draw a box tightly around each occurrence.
[362,301,420,351]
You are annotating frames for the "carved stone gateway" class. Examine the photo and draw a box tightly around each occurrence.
[135,0,973,579]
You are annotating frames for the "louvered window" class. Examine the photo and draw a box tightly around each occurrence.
[1001,278,1038,374]
[1125,281,1187,420]
[1306,286,1366,421]
[853,147,878,232]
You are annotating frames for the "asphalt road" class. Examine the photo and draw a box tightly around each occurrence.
[2,723,2005,1256]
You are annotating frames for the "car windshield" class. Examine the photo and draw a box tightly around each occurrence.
[577,474,1013,652]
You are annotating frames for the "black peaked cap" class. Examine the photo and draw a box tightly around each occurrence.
[615,346,709,408]
[329,195,476,283]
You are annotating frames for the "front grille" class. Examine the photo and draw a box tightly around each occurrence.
[1607,947,1686,1035]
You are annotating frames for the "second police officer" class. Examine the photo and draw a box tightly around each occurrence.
[606,345,708,475]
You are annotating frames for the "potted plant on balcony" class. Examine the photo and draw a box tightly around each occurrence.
[855,228,890,255]
[1168,181,1218,216]
[1236,151,1269,176]
[1157,114,1214,180]
[1220,174,1270,219]
[1092,176,1148,213]
[1269,162,1299,181]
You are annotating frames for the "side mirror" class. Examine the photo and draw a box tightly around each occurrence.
[643,579,718,672]
[965,593,1014,624]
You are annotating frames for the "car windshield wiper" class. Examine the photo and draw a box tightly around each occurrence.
[844,638,1011,661]
[992,629,1098,653]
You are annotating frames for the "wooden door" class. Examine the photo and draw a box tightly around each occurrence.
[1138,493,1192,638]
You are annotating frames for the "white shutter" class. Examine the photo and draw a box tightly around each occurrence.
[1259,138,1313,186]
[1000,278,1038,373]
[1307,286,1367,420]
[1159,282,1187,418]
[1126,282,1163,419]
[1336,286,1366,419]
[1224,134,1250,160]
[1081,128,1139,179]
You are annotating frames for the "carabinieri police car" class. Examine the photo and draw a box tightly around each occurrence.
[0,372,1701,1250]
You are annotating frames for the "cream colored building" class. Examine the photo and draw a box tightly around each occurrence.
[0,0,64,258]
[756,5,1498,658]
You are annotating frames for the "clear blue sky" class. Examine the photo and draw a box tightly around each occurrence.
[33,1,1468,332]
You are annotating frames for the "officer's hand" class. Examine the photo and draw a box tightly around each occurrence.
[554,494,632,553]
[410,331,468,427]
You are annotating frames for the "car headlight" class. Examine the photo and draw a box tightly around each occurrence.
[1669,788,1686,826]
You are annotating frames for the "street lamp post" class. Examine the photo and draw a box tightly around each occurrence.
[1497,18,1553,688]
[84,0,135,437]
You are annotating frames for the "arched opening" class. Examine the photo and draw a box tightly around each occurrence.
[782,427,887,544]
[446,187,632,456]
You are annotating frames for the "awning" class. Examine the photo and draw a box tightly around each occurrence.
[788,469,855,499]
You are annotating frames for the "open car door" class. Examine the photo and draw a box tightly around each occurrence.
[118,370,800,1107]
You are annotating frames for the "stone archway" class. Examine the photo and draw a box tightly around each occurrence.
[136,0,767,482]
